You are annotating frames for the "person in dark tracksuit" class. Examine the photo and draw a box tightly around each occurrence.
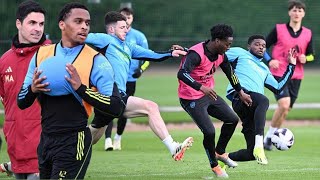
[225,35,296,165]
[17,3,124,179]
[177,24,252,178]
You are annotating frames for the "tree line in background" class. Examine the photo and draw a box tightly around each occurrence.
[0,0,319,65]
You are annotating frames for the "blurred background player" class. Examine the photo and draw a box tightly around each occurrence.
[0,1,50,179]
[104,6,150,151]
[263,0,314,150]
[225,35,296,165]
[177,24,252,178]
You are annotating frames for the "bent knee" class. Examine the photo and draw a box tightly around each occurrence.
[278,104,291,112]
[225,114,239,124]
[278,98,291,111]
[260,96,270,106]
[144,100,159,112]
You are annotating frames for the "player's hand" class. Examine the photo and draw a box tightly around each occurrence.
[172,50,187,57]
[171,44,184,50]
[298,54,306,64]
[238,89,252,106]
[132,68,143,78]
[65,63,82,90]
[31,68,50,93]
[171,45,188,52]
[269,59,280,70]
[200,85,217,100]
[288,48,297,65]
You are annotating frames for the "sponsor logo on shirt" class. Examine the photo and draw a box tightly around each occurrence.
[4,66,14,82]
[98,61,112,70]
[5,66,12,73]
[199,67,216,83]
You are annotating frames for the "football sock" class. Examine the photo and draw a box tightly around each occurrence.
[265,126,277,141]
[162,135,178,155]
[254,135,263,148]
[114,133,121,141]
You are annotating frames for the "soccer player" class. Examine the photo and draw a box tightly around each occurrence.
[263,0,314,150]
[177,24,252,178]
[0,1,50,179]
[17,3,125,179]
[85,11,194,161]
[225,35,296,165]
[104,7,150,151]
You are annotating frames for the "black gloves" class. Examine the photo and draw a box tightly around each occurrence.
[132,69,143,78]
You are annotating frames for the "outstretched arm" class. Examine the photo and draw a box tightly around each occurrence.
[130,43,186,62]
[85,33,114,49]
[265,48,296,94]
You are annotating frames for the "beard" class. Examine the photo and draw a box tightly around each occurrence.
[250,50,263,58]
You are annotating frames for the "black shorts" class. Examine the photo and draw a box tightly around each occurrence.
[126,81,137,96]
[91,92,129,128]
[38,127,92,179]
[121,92,129,105]
[274,76,301,107]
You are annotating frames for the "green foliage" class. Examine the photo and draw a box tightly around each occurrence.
[1,0,320,64]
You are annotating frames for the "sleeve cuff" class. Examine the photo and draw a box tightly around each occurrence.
[27,85,39,98]
[234,85,242,92]
[194,82,202,91]
[75,84,87,96]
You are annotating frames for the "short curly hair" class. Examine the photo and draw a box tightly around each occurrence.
[58,2,88,22]
[210,24,233,41]
[247,34,265,45]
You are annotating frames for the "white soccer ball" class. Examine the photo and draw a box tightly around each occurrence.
[271,128,294,151]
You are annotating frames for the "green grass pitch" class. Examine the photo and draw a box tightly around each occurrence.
[1,126,319,179]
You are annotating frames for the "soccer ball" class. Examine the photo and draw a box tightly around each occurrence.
[38,56,73,96]
[271,128,294,151]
